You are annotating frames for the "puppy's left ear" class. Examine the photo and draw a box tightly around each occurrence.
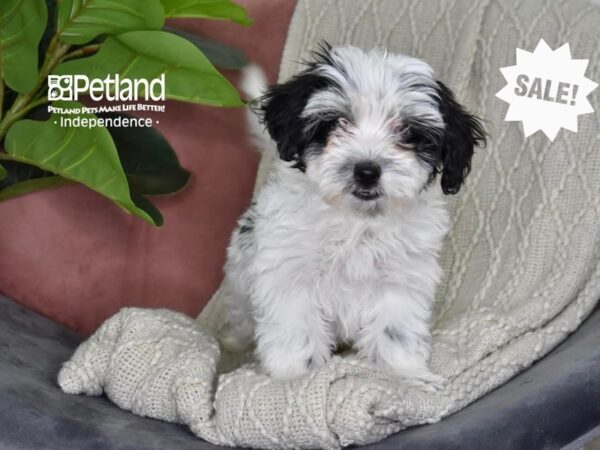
[436,81,486,195]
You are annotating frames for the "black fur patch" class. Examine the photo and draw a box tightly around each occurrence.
[237,202,256,235]
[384,327,406,344]
[434,81,487,195]
[239,221,253,234]
[259,43,341,171]
[403,119,445,183]
[404,83,486,194]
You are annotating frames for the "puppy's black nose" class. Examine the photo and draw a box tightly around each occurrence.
[353,161,381,186]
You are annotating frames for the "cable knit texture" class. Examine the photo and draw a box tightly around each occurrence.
[58,0,600,448]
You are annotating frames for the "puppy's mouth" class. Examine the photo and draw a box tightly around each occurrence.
[352,189,382,201]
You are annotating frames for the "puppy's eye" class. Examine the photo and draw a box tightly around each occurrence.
[394,125,414,142]
[337,117,351,130]
[393,125,407,136]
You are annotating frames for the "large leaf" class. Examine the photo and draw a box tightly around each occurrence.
[99,112,190,195]
[164,26,246,69]
[0,158,71,200]
[130,191,163,226]
[4,101,158,225]
[56,0,165,45]
[160,0,251,25]
[54,31,243,106]
[0,158,49,189]
[0,0,47,93]
[0,151,164,225]
[0,173,71,201]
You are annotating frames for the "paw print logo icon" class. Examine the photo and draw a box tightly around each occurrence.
[48,75,73,101]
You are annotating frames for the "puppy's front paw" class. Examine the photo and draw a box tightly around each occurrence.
[264,353,311,380]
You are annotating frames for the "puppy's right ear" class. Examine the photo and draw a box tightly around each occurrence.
[260,70,330,170]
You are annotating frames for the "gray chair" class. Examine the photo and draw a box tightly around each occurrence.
[0,294,598,450]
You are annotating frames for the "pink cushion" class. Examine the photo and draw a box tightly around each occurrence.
[0,0,297,335]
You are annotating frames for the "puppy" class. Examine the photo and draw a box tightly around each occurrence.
[221,45,485,388]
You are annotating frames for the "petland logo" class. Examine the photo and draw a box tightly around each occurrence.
[48,74,166,102]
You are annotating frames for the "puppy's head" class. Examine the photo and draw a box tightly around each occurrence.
[260,44,486,215]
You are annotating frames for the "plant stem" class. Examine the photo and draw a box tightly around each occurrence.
[61,44,101,62]
[0,35,70,142]
[19,96,49,116]
[0,79,4,123]
[0,54,4,122]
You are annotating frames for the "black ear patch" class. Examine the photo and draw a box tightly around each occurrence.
[259,44,338,171]
[436,81,486,195]
[259,71,332,170]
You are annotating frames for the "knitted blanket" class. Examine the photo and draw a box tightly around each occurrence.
[58,0,600,448]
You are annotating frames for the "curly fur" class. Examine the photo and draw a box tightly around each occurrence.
[221,45,486,389]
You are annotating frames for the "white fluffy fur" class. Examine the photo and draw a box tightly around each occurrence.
[222,48,453,389]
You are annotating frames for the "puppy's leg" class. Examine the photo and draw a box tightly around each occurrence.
[220,277,256,352]
[221,206,258,352]
[357,287,444,391]
[254,286,332,379]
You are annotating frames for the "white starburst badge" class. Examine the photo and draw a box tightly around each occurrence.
[496,39,598,141]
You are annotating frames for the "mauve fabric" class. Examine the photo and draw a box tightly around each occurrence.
[0,0,297,335]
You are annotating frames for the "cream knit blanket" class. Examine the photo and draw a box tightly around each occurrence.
[58,0,600,448]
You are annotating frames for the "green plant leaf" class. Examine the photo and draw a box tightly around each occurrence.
[163,26,246,69]
[0,152,164,223]
[4,101,158,225]
[54,30,243,106]
[160,0,251,25]
[99,112,190,195]
[0,0,48,93]
[0,174,71,201]
[131,191,163,226]
[56,0,165,45]
[0,158,50,188]
[0,159,71,200]
[0,163,6,181]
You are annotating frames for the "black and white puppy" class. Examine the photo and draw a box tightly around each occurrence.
[221,44,485,388]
